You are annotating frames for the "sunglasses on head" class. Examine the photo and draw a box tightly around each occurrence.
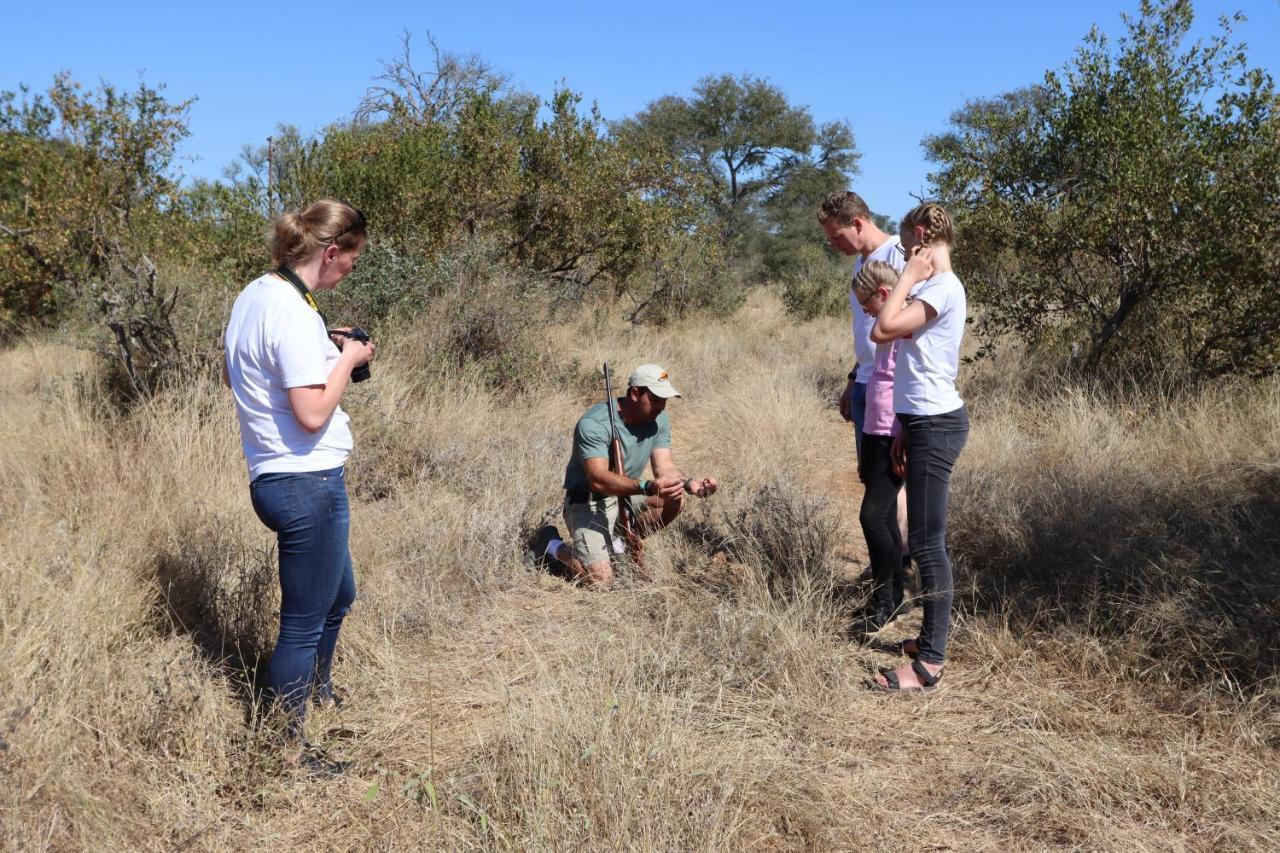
[322,207,367,244]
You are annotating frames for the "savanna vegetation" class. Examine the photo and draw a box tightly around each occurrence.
[2,1,1277,849]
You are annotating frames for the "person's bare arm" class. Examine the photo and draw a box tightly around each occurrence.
[582,456,675,497]
[651,448,717,498]
[872,247,936,343]
[286,340,374,433]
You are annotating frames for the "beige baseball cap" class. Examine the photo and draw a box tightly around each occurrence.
[628,363,681,398]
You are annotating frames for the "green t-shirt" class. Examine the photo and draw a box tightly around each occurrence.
[563,400,671,490]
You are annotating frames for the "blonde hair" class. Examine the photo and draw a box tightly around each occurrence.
[854,259,898,300]
[817,190,872,226]
[900,202,955,247]
[270,199,367,267]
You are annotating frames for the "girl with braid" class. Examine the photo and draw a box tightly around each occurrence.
[868,203,968,692]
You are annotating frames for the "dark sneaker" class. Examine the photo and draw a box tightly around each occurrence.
[855,608,897,639]
[291,741,350,778]
[524,524,562,569]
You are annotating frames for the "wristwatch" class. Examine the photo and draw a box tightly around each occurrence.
[682,478,696,494]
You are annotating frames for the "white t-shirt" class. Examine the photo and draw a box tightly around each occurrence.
[224,273,353,479]
[894,271,967,416]
[850,236,906,383]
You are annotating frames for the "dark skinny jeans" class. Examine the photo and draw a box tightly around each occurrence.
[250,466,356,726]
[859,433,905,617]
[898,406,968,666]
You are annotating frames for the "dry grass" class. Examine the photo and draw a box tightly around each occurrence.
[1,290,1277,850]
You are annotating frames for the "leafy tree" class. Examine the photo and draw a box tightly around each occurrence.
[926,0,1280,377]
[220,37,717,325]
[615,73,859,269]
[0,74,192,339]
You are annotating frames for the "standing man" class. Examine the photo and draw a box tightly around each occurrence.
[818,190,906,457]
[818,190,912,604]
[529,364,718,588]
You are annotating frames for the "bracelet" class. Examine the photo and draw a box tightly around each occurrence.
[637,479,651,496]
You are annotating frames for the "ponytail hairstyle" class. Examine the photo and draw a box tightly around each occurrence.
[900,202,955,247]
[854,259,898,300]
[270,199,367,267]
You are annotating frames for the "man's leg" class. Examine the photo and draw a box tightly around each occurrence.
[552,547,613,587]
[554,495,620,588]
[850,381,868,467]
[632,493,682,536]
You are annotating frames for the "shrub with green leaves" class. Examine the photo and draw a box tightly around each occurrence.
[926,0,1280,378]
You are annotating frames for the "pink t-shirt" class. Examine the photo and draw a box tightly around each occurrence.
[864,340,901,437]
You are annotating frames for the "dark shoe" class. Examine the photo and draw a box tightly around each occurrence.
[297,742,350,778]
[896,637,921,659]
[855,609,896,637]
[866,658,943,693]
[524,524,562,569]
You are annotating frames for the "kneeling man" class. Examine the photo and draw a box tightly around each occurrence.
[532,364,717,587]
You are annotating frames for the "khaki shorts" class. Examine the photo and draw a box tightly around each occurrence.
[563,493,649,566]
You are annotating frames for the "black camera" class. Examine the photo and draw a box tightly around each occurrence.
[330,326,372,382]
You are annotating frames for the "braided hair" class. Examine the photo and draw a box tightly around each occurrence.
[901,202,955,247]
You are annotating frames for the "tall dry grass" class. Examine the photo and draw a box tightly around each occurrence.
[1,291,1277,850]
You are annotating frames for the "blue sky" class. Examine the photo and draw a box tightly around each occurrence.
[2,1,1277,219]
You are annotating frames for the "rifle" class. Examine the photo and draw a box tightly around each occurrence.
[603,363,646,573]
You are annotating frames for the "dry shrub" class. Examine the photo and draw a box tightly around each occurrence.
[3,293,1280,850]
[951,372,1280,690]
[683,478,842,605]
[152,513,279,672]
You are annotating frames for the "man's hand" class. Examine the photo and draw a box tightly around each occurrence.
[838,378,855,423]
[890,432,907,479]
[685,477,718,498]
[653,474,685,501]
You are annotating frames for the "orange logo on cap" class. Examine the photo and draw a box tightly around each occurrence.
[660,371,668,379]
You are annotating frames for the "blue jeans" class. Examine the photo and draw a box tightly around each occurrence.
[898,407,968,665]
[850,381,868,466]
[249,466,356,724]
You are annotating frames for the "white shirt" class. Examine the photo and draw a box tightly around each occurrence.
[850,236,906,383]
[224,273,353,479]
[894,271,967,416]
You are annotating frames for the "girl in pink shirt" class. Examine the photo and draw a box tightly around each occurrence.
[854,260,908,634]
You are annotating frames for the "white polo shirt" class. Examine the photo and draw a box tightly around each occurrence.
[224,273,353,479]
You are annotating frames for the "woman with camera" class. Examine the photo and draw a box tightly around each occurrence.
[223,200,374,763]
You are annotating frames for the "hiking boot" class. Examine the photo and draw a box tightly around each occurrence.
[524,524,562,569]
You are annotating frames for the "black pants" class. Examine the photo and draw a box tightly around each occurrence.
[899,406,968,666]
[859,433,905,617]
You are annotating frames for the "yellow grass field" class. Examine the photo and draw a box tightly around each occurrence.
[2,290,1277,850]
